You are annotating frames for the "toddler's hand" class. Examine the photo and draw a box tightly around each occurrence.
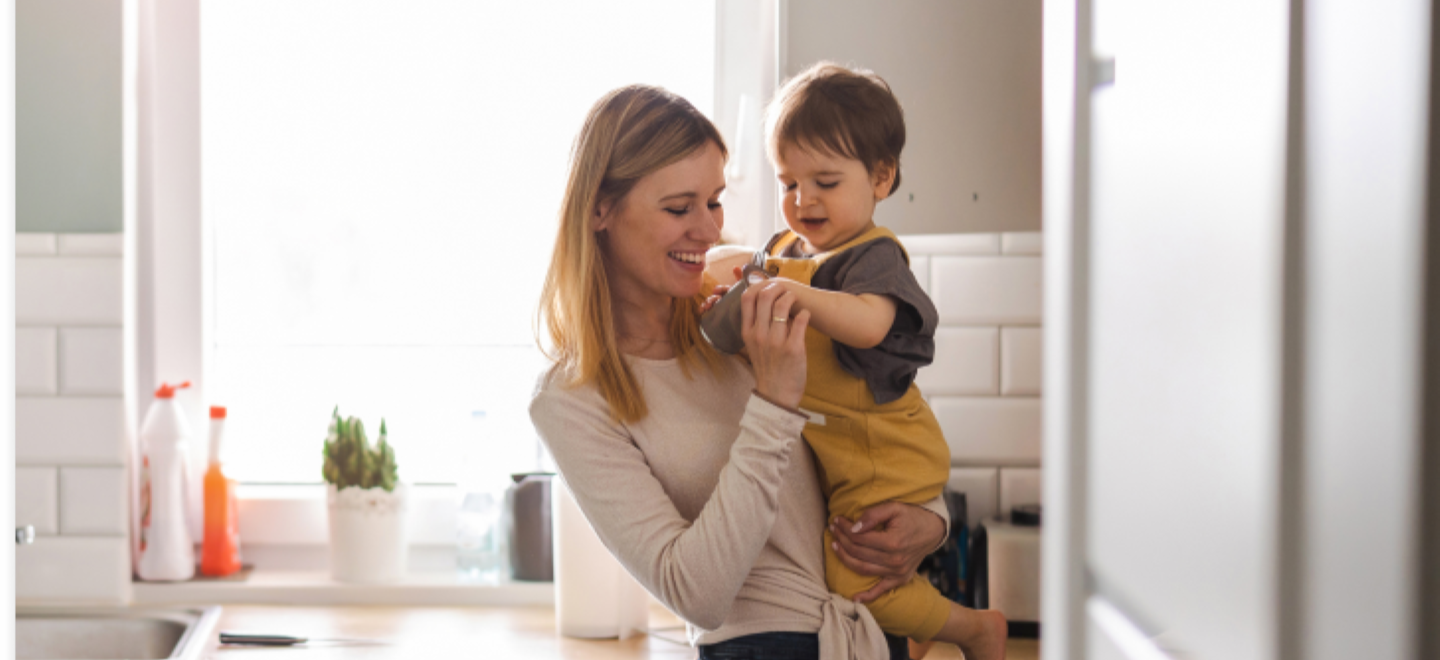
[700,267,775,314]
[699,284,731,314]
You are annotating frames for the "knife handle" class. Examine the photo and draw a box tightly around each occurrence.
[219,632,308,646]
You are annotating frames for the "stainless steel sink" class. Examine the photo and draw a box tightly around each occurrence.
[16,606,221,660]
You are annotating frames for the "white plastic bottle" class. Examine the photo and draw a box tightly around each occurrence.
[137,381,196,581]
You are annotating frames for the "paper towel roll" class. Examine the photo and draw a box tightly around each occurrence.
[986,521,1042,622]
[552,477,649,639]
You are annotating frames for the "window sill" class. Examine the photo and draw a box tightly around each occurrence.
[132,570,554,607]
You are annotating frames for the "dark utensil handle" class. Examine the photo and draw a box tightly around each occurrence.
[219,632,308,646]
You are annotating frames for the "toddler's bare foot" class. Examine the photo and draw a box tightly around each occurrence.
[958,610,1008,660]
[909,639,935,660]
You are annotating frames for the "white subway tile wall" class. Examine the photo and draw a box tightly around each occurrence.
[16,397,127,464]
[15,233,57,256]
[1001,232,1044,256]
[15,233,131,604]
[60,467,130,535]
[16,467,59,535]
[57,233,124,256]
[999,467,1044,514]
[931,256,1043,325]
[933,397,1043,465]
[900,232,1043,526]
[1000,327,1044,396]
[17,256,123,325]
[15,537,131,602]
[909,255,931,295]
[16,327,58,395]
[918,327,999,396]
[59,327,124,395]
[900,232,1002,256]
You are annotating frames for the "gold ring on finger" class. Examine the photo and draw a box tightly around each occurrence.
[772,316,788,323]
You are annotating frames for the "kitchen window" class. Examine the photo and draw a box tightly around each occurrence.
[139,0,779,559]
[201,1,716,486]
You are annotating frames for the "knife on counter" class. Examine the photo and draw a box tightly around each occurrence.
[219,632,387,646]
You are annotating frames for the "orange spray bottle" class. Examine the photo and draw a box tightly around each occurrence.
[200,406,242,576]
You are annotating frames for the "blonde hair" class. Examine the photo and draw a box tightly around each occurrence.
[539,85,728,423]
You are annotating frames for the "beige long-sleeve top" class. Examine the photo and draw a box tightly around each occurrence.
[529,355,949,659]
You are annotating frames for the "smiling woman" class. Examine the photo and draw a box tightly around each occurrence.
[199,1,716,484]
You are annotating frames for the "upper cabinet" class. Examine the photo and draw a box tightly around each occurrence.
[782,0,1041,235]
[17,0,124,233]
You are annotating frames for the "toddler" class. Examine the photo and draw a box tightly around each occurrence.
[714,62,1007,660]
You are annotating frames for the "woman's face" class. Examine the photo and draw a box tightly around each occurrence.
[597,141,726,304]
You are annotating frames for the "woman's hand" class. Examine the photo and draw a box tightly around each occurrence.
[742,277,810,410]
[829,502,947,603]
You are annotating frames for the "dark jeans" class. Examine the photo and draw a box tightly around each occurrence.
[697,631,909,660]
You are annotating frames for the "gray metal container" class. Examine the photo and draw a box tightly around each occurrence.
[505,472,554,582]
[699,265,770,354]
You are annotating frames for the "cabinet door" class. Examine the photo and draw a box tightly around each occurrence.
[1084,1,1289,659]
[782,0,1041,235]
[17,0,124,233]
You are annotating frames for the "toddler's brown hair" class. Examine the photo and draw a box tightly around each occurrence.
[766,62,906,194]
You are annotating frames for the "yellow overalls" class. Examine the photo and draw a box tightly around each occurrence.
[762,226,953,642]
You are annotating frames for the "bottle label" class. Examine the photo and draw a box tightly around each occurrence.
[228,480,241,565]
[139,455,151,553]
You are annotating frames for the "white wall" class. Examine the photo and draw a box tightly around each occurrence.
[15,234,132,603]
[784,0,1042,236]
[713,0,780,248]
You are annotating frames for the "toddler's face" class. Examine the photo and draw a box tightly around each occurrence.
[773,144,893,253]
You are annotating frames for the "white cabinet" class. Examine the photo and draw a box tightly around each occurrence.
[781,0,1041,235]
[1083,2,1290,659]
[1046,1,1433,659]
[17,0,124,233]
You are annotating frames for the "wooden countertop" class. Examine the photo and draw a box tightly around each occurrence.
[208,604,1040,659]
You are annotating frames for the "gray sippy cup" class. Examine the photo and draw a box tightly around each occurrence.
[700,264,771,354]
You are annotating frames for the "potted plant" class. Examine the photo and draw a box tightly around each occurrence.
[322,408,406,583]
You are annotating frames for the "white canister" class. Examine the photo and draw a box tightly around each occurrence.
[552,477,648,639]
[986,519,1042,622]
[327,483,408,583]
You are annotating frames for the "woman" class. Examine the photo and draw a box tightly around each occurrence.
[530,85,952,660]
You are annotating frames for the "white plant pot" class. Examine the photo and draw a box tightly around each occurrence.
[327,483,408,583]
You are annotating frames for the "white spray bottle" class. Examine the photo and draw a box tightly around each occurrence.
[137,381,196,581]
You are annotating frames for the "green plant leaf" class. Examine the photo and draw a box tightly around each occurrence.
[321,410,400,491]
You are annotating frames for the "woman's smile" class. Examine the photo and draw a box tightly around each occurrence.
[668,250,707,271]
